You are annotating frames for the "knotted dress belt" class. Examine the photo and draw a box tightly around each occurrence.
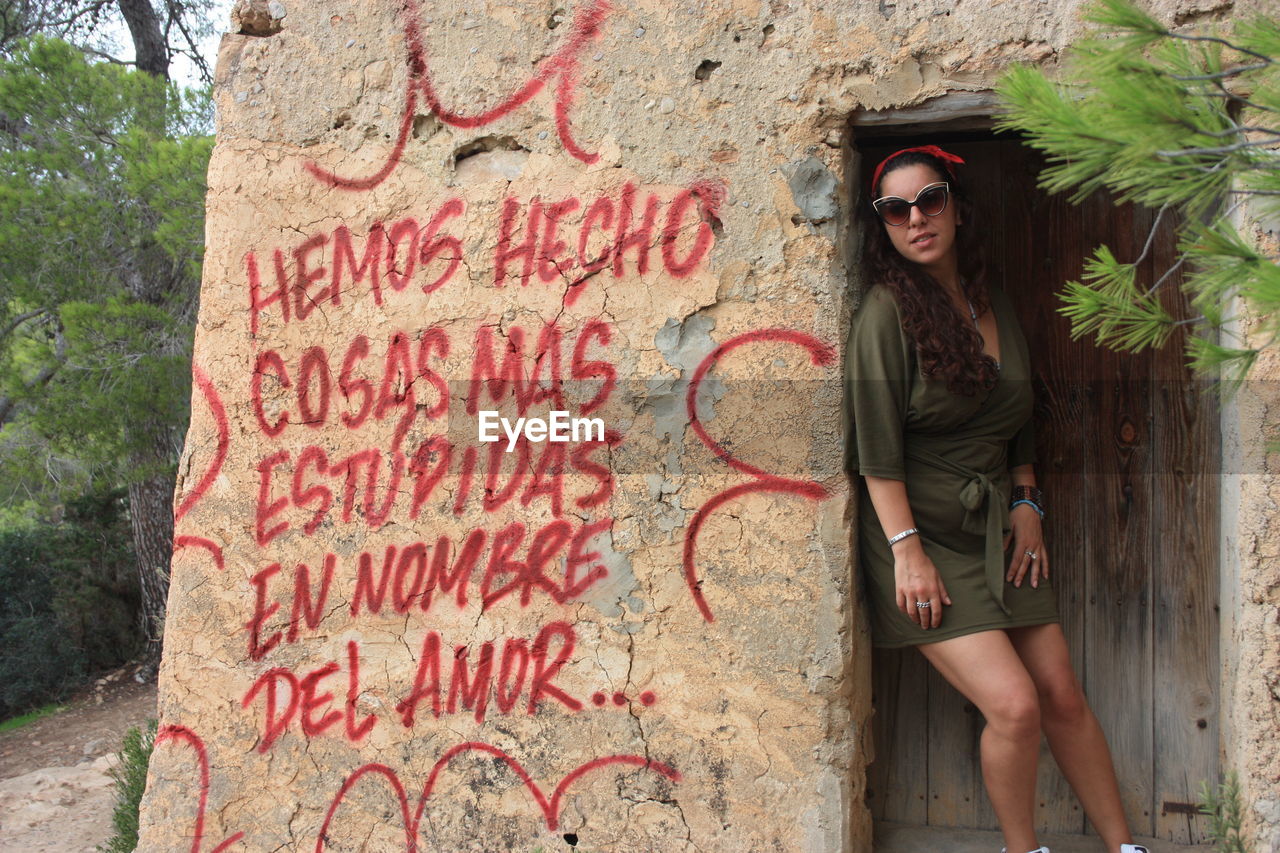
[903,441,1012,616]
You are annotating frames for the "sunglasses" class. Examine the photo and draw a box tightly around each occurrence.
[870,182,951,226]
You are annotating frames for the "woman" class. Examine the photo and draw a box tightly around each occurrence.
[845,145,1149,853]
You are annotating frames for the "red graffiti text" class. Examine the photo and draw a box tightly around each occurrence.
[243,523,615,664]
[494,182,720,306]
[245,202,465,337]
[242,625,582,751]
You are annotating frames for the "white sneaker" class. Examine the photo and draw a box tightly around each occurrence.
[1120,846,1150,853]
[999,847,1050,853]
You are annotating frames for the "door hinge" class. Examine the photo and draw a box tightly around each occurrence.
[1162,801,1202,816]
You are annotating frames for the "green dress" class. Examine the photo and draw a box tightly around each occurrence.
[843,283,1059,648]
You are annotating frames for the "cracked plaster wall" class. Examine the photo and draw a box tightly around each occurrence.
[1221,188,1280,852]
[135,0,1279,850]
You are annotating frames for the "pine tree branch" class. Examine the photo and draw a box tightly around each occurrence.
[1196,126,1280,139]
[0,307,50,343]
[1232,162,1280,171]
[1175,314,1238,326]
[1145,255,1189,296]
[1147,196,1247,298]
[32,1,114,38]
[1160,29,1275,64]
[1200,91,1280,111]
[1134,204,1170,267]
[0,324,67,429]
[163,0,210,84]
[1167,62,1270,82]
[74,43,133,66]
[1156,139,1280,157]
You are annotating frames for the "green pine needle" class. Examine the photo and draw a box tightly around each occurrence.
[996,0,1280,383]
[1057,246,1177,352]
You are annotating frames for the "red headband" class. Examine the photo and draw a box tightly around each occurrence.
[871,145,966,192]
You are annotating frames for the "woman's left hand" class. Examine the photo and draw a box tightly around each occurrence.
[1003,504,1049,588]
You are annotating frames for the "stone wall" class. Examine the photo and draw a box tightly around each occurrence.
[1221,189,1280,852]
[135,0,1278,850]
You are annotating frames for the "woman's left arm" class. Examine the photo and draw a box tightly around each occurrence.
[1005,463,1048,587]
[1001,284,1047,587]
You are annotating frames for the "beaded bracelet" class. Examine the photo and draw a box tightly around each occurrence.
[1011,485,1045,511]
[1010,499,1045,519]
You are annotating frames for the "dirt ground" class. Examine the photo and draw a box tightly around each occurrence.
[0,664,158,853]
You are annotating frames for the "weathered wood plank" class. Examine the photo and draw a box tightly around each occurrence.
[1009,140,1090,836]
[1079,195,1156,839]
[870,647,931,824]
[1147,207,1220,844]
[926,664,988,827]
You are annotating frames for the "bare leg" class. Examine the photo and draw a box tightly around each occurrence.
[917,630,1043,853]
[1007,623,1135,851]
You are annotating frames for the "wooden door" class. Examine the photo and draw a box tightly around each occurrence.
[857,134,1220,844]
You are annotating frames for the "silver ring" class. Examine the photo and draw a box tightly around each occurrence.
[1025,550,1038,560]
[915,601,931,608]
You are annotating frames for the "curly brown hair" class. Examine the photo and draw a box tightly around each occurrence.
[860,150,999,397]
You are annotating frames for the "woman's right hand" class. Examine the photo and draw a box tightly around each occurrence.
[892,540,951,629]
[861,476,950,629]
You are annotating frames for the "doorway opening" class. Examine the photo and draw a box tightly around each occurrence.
[848,95,1221,848]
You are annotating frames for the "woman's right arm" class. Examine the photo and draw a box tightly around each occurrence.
[863,475,952,629]
[846,286,950,630]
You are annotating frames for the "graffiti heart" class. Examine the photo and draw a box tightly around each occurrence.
[316,742,680,851]
[306,0,614,191]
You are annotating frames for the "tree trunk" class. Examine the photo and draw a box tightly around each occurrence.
[115,0,168,78]
[127,457,174,681]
